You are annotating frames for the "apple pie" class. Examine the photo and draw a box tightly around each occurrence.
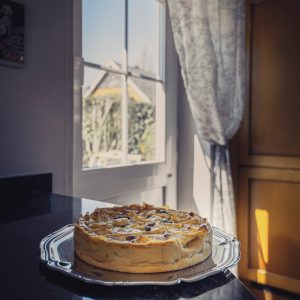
[74,203,212,273]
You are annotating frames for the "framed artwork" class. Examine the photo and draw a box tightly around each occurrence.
[0,0,25,67]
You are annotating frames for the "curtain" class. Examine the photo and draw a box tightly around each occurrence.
[168,0,245,236]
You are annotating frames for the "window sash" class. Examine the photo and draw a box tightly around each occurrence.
[82,0,165,169]
[84,61,163,83]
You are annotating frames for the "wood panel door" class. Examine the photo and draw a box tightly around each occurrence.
[236,0,300,294]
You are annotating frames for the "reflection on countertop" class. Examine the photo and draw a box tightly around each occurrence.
[0,190,255,300]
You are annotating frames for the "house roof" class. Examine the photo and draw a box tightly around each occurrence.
[83,61,156,104]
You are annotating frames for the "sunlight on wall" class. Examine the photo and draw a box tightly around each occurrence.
[263,287,273,300]
[255,209,269,267]
[193,135,210,218]
[256,269,268,285]
[80,198,115,214]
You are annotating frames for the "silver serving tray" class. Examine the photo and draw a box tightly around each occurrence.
[40,225,240,286]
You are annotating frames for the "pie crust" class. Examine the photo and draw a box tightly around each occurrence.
[74,203,212,273]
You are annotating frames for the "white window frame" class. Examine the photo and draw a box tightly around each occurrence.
[72,0,178,208]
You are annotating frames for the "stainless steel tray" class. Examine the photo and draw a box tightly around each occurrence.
[40,225,240,286]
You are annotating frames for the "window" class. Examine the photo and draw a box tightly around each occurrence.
[82,0,165,169]
[73,0,177,207]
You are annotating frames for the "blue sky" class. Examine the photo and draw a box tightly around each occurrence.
[83,0,159,86]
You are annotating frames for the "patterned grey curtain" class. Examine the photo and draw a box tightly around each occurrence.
[168,0,245,235]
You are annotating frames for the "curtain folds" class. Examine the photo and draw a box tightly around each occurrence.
[168,0,245,235]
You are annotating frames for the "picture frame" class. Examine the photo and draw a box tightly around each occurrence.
[0,0,25,68]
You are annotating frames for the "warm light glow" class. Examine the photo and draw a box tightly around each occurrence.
[255,209,269,265]
[255,270,273,299]
[263,288,273,300]
[256,269,267,284]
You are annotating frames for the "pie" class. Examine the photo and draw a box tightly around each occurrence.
[74,203,212,273]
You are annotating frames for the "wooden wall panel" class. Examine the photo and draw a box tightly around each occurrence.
[235,0,300,294]
[239,0,300,170]
[250,0,300,156]
[237,168,300,294]
[249,179,300,279]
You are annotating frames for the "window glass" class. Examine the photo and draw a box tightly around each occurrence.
[83,0,125,68]
[128,0,159,77]
[82,72,124,169]
[128,77,157,162]
[81,0,164,170]
[83,66,105,99]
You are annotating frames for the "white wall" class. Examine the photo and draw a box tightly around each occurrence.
[177,74,211,219]
[0,0,73,194]
[0,0,209,210]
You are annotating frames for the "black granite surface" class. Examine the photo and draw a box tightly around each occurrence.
[0,193,256,300]
[0,173,52,223]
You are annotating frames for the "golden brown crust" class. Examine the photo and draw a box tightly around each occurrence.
[74,203,212,273]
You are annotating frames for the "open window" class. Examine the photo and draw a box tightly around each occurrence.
[82,0,165,169]
[73,0,178,207]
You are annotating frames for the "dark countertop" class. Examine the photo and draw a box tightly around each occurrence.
[0,193,256,300]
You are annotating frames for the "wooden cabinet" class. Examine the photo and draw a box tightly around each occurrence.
[235,0,300,294]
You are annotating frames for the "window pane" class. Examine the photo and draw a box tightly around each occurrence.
[128,77,156,162]
[83,0,125,68]
[82,72,124,169]
[128,0,160,77]
[83,66,105,98]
